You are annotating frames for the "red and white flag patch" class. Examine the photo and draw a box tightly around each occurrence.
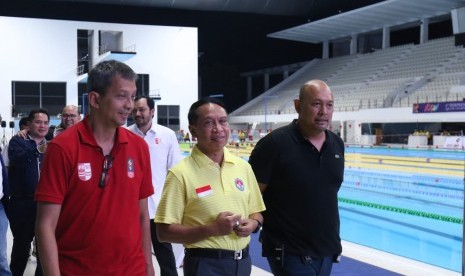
[78,163,91,181]
[195,185,212,198]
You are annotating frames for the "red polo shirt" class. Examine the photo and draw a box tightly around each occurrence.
[36,117,153,275]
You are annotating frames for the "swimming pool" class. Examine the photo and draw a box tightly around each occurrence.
[341,147,464,272]
[181,144,464,272]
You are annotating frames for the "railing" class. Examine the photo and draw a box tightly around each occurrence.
[99,44,136,55]
[149,90,161,100]
[99,44,108,55]
[124,44,136,52]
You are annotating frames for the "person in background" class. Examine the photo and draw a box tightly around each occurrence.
[1,117,29,168]
[128,95,183,276]
[249,80,345,276]
[155,97,265,276]
[53,105,81,137]
[35,60,155,275]
[0,149,11,275]
[18,117,29,132]
[8,109,49,276]
[183,132,190,143]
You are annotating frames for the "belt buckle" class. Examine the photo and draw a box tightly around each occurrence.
[234,250,243,260]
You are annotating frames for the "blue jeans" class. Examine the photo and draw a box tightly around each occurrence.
[267,255,333,276]
[0,204,11,276]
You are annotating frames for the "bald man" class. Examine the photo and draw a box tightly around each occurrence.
[249,80,345,276]
[53,105,81,137]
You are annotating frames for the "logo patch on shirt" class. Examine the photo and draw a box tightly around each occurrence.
[235,178,244,191]
[155,137,161,145]
[77,163,91,181]
[335,154,340,159]
[127,158,135,178]
[196,185,212,198]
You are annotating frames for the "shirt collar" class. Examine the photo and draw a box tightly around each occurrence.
[78,116,129,148]
[26,133,46,144]
[132,123,156,137]
[191,145,235,168]
[290,119,332,144]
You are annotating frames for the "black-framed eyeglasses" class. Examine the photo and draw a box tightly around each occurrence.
[62,114,77,119]
[99,155,113,188]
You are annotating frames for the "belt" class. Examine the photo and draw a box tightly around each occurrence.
[185,246,249,260]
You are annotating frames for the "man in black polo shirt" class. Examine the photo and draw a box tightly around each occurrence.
[249,80,344,276]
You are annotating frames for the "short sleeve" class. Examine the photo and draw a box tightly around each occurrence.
[35,142,69,204]
[139,142,154,199]
[248,135,278,186]
[154,170,186,224]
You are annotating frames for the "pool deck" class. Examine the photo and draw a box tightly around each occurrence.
[342,240,459,276]
[18,235,459,275]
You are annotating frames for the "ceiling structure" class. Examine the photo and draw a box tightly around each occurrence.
[43,0,465,44]
[47,0,316,16]
[5,0,465,110]
[268,0,465,44]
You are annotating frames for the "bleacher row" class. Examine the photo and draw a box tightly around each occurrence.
[237,36,465,115]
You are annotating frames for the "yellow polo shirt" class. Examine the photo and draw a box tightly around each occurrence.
[155,145,266,250]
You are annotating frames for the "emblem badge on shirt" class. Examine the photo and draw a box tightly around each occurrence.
[77,163,91,181]
[235,178,244,191]
[196,185,212,198]
[335,154,340,159]
[127,158,135,178]
[155,137,161,145]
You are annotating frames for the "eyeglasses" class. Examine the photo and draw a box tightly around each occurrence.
[99,155,113,188]
[62,114,78,119]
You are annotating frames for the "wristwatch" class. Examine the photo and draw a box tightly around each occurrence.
[252,219,262,233]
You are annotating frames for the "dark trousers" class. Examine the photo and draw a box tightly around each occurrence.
[267,255,333,276]
[150,220,178,276]
[9,199,43,276]
[183,254,251,276]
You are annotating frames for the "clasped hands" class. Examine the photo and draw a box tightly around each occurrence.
[213,211,255,237]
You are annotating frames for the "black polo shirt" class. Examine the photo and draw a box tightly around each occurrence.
[249,120,344,258]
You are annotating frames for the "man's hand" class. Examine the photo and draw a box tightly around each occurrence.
[37,142,48,154]
[17,129,27,139]
[233,218,256,237]
[212,212,241,236]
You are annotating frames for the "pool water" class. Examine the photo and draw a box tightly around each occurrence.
[341,147,464,272]
[181,145,465,272]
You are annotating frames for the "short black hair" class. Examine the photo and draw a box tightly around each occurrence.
[28,108,50,122]
[19,116,29,129]
[87,60,138,96]
[188,97,227,125]
[134,95,155,110]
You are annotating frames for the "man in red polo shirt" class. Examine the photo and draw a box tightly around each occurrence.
[35,60,154,275]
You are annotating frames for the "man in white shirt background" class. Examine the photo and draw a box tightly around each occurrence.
[128,95,183,276]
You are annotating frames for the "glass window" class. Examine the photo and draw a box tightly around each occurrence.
[12,81,66,117]
[157,105,179,131]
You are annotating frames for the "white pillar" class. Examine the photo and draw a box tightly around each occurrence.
[264,73,270,91]
[451,7,465,34]
[420,18,429,44]
[322,40,329,59]
[382,26,390,49]
[350,35,358,55]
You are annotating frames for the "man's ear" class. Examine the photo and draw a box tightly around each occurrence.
[88,91,100,109]
[188,125,196,137]
[294,99,301,113]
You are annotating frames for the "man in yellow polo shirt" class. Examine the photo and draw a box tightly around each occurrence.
[155,97,265,276]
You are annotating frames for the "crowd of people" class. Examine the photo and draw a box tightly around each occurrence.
[0,60,344,276]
